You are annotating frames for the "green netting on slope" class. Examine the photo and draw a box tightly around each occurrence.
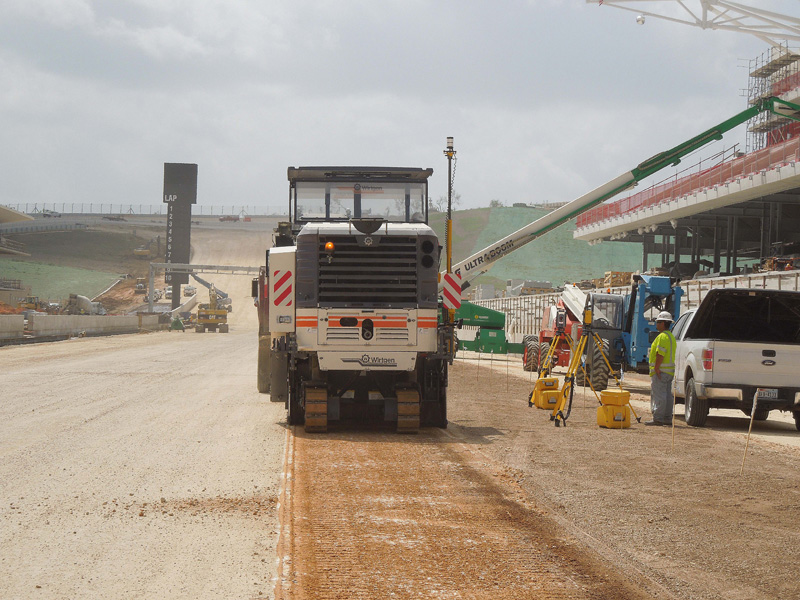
[0,259,121,302]
[463,206,642,286]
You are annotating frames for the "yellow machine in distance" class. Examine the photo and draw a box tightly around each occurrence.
[195,284,229,333]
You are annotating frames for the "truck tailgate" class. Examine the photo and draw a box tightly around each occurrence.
[710,341,800,388]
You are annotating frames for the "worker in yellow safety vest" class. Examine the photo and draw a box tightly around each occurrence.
[646,311,677,426]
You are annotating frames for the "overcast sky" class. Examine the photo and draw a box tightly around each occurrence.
[0,0,793,212]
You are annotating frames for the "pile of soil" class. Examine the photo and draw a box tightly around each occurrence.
[0,301,23,314]
[95,278,150,314]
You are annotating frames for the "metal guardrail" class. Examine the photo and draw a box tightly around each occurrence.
[0,237,25,252]
[577,138,800,230]
[0,222,88,235]
[680,270,800,311]
[147,262,260,312]
[1,203,287,217]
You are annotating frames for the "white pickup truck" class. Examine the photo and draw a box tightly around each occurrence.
[672,288,800,430]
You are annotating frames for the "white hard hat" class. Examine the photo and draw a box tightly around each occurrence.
[656,311,674,323]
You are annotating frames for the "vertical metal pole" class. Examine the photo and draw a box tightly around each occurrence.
[444,137,456,274]
[148,263,155,312]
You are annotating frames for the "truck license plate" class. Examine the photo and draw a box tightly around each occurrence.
[757,388,778,400]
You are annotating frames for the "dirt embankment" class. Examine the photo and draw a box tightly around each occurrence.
[0,301,23,314]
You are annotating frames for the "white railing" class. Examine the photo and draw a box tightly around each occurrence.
[680,270,800,311]
[1,203,287,217]
[471,270,800,341]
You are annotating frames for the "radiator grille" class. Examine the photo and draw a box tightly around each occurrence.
[318,236,418,306]
[376,328,409,342]
[325,329,360,342]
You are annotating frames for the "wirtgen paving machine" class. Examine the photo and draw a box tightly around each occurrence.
[253,167,452,433]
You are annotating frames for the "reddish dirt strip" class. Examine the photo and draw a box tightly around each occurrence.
[275,427,656,600]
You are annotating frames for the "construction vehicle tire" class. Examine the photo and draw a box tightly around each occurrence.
[752,407,770,421]
[588,339,610,392]
[684,377,708,427]
[288,393,304,426]
[574,357,586,386]
[524,340,540,372]
[219,324,229,333]
[257,336,271,394]
[794,411,800,432]
[419,359,448,428]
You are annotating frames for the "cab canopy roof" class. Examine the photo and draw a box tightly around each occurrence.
[287,166,433,183]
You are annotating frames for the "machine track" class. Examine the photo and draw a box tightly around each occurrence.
[396,387,420,433]
[303,386,328,433]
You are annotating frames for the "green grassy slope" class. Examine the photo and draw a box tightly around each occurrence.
[0,229,151,300]
[430,206,642,288]
[0,260,121,301]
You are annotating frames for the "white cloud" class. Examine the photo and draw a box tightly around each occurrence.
[0,0,788,212]
[100,19,208,59]
[1,0,95,28]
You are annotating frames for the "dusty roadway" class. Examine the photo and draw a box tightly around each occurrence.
[3,221,800,599]
[276,356,800,600]
[1,222,283,599]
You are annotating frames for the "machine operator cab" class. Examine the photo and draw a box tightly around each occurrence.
[283,166,440,312]
[288,167,432,226]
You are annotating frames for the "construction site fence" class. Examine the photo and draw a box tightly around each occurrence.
[1,203,287,217]
[469,269,800,343]
[576,137,800,229]
[0,223,88,235]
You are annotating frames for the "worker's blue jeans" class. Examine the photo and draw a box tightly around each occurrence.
[650,373,674,423]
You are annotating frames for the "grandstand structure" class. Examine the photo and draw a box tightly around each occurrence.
[574,44,800,276]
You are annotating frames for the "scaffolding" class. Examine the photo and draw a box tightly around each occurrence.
[746,42,800,152]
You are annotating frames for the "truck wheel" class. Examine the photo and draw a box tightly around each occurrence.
[794,412,800,432]
[419,360,448,428]
[684,377,708,427]
[257,336,271,394]
[288,393,304,425]
[525,341,540,372]
[522,336,535,371]
[574,355,586,386]
[752,407,770,421]
[588,339,610,392]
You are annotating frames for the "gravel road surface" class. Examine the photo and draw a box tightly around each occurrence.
[1,223,284,599]
[3,221,800,600]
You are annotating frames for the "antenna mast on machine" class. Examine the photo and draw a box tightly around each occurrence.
[586,1,800,46]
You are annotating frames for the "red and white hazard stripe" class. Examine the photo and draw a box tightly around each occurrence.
[272,270,293,307]
[442,272,462,309]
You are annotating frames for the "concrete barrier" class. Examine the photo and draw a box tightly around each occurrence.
[28,314,139,337]
[138,313,162,331]
[0,315,24,340]
[171,293,198,318]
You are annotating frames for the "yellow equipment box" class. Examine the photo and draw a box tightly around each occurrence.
[599,389,630,406]
[532,377,560,410]
[534,377,559,392]
[535,389,560,410]
[533,377,561,410]
[597,404,631,428]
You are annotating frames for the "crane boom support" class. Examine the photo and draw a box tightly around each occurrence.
[443,96,800,290]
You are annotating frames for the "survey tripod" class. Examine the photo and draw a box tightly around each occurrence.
[529,303,641,427]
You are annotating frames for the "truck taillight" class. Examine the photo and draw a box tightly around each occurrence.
[702,348,713,371]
